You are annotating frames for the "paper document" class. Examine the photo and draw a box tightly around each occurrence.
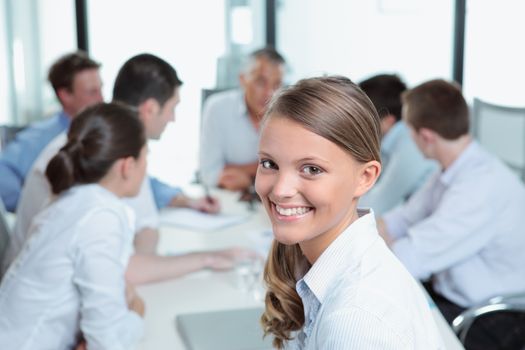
[160,208,249,231]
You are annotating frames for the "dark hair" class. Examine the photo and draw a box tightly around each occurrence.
[112,53,183,108]
[359,74,407,122]
[48,51,101,98]
[402,79,469,139]
[260,76,381,349]
[46,102,145,195]
[250,46,286,66]
[242,47,286,75]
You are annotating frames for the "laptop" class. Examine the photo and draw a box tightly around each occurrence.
[176,307,273,350]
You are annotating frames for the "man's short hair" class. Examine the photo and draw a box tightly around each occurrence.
[242,46,285,74]
[112,53,183,108]
[359,74,406,122]
[402,79,469,140]
[48,51,100,97]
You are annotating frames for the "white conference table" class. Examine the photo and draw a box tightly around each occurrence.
[136,189,464,350]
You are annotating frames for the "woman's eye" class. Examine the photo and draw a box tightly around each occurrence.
[302,166,322,175]
[260,159,277,169]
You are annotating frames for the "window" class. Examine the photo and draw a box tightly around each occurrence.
[277,0,454,87]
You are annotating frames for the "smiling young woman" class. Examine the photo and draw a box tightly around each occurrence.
[256,76,444,349]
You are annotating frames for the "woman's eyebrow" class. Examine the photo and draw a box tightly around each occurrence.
[297,156,330,165]
[258,151,273,158]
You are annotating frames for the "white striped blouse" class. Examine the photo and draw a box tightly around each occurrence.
[286,210,444,349]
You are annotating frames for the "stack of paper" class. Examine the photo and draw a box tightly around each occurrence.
[160,208,249,231]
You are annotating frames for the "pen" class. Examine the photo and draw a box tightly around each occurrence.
[247,184,256,211]
[203,184,214,204]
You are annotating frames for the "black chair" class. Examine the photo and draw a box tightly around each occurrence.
[0,199,11,282]
[0,125,26,151]
[452,292,525,346]
[200,87,235,113]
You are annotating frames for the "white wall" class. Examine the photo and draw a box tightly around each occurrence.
[38,0,77,115]
[88,0,227,187]
[0,0,10,124]
[277,0,454,87]
[463,0,525,107]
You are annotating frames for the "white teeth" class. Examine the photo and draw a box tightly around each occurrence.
[275,205,311,216]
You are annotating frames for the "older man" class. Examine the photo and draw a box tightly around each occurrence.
[199,47,286,191]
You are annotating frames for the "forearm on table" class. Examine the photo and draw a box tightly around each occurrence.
[224,162,258,177]
[125,252,212,285]
[168,193,190,208]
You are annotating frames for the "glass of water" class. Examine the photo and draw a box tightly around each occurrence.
[235,258,264,296]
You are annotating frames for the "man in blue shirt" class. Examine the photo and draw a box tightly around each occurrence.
[358,74,437,216]
[0,51,103,211]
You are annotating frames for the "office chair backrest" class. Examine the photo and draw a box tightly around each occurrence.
[201,88,236,112]
[472,98,525,181]
[0,199,10,281]
[0,125,26,151]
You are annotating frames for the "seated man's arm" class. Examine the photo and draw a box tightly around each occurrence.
[217,162,258,191]
[0,118,67,211]
[149,176,220,213]
[379,172,439,245]
[0,133,45,211]
[0,161,23,212]
[360,141,437,216]
[224,162,258,176]
[390,179,495,280]
[149,176,182,209]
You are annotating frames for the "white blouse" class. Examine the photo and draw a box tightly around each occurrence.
[0,184,143,350]
[4,132,159,271]
[287,210,444,349]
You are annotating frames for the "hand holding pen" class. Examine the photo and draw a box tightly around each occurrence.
[194,184,220,214]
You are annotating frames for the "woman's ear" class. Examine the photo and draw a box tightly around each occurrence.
[354,160,381,198]
[117,157,135,181]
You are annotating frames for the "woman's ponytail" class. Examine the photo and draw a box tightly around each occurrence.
[44,102,145,195]
[261,241,309,349]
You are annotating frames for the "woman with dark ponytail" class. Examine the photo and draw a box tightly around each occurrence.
[0,103,147,349]
[256,77,444,349]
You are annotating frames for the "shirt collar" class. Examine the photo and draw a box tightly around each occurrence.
[439,140,479,186]
[68,183,119,201]
[381,121,406,155]
[58,110,72,129]
[295,279,320,339]
[300,209,379,305]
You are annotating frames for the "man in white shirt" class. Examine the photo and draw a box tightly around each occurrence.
[378,79,525,349]
[6,54,253,284]
[199,47,285,191]
[358,74,437,215]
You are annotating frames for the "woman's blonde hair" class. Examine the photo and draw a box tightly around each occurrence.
[260,76,381,348]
